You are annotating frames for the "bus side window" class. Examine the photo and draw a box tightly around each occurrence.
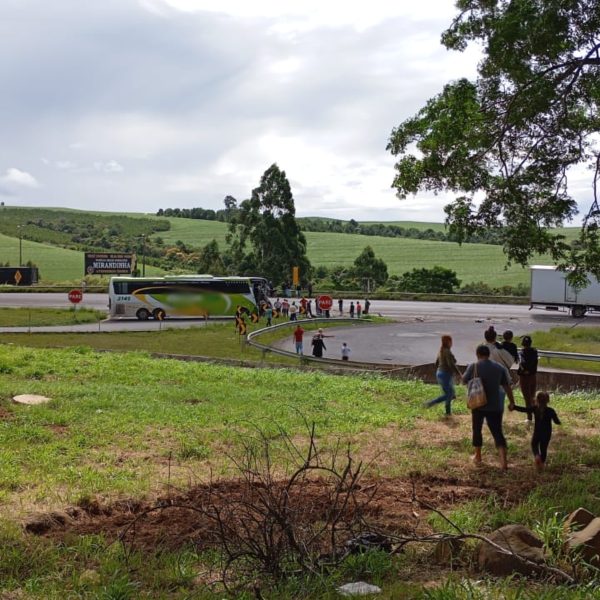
[114,282,127,295]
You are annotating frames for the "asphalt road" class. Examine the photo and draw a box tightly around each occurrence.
[0,293,592,364]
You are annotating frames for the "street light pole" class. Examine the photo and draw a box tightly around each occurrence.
[141,234,146,276]
[17,225,22,266]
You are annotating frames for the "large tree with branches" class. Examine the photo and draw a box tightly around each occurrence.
[227,164,311,285]
[387,0,600,284]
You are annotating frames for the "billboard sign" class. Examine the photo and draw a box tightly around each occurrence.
[85,253,135,275]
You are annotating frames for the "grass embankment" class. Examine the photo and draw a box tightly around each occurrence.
[531,326,600,373]
[0,343,599,597]
[0,319,342,365]
[0,308,105,327]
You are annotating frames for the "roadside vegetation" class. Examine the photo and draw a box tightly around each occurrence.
[0,344,599,598]
[0,307,105,327]
[0,320,360,366]
[529,326,600,373]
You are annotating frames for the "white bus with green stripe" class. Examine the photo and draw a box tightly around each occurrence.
[109,275,268,320]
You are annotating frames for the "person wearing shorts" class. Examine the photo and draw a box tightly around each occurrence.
[463,345,515,470]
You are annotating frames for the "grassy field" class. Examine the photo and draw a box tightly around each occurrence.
[305,231,552,286]
[0,233,86,281]
[0,342,599,598]
[0,320,347,367]
[0,207,580,286]
[148,217,557,286]
[0,308,105,327]
[0,233,162,283]
[147,218,551,286]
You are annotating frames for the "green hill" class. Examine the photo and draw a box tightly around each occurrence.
[0,207,576,285]
[0,232,88,281]
[0,233,162,283]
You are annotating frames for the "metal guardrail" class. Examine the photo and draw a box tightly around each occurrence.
[538,350,600,363]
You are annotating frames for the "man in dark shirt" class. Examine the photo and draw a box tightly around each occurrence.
[463,345,515,470]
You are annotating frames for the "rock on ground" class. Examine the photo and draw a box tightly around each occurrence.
[478,524,545,577]
[337,581,382,596]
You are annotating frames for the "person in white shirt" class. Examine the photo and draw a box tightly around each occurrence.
[341,342,351,361]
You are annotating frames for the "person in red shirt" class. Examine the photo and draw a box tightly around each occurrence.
[293,325,305,355]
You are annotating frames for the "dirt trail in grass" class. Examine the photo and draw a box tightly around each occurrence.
[25,472,542,552]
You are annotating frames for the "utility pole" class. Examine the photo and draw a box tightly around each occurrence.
[140,234,146,276]
[17,225,22,266]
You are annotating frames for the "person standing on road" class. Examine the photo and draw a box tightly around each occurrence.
[293,324,305,355]
[311,333,326,358]
[463,345,515,470]
[518,335,539,424]
[425,335,462,416]
[341,342,351,361]
[289,302,298,321]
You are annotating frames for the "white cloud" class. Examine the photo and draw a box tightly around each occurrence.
[94,160,124,173]
[1,168,40,188]
[155,0,457,31]
[4,0,589,225]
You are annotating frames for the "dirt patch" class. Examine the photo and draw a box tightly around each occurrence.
[25,472,536,552]
[0,405,14,421]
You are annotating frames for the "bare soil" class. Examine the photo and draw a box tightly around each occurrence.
[25,471,543,553]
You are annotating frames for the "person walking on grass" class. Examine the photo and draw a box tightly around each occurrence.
[289,302,298,321]
[424,335,462,416]
[463,345,515,471]
[338,298,343,315]
[349,302,355,318]
[356,301,362,318]
[265,305,273,327]
[518,335,539,426]
[510,391,561,470]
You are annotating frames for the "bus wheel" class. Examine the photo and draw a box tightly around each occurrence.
[153,308,166,321]
[572,305,586,318]
[136,308,151,321]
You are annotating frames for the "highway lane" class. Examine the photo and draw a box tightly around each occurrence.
[0,292,564,321]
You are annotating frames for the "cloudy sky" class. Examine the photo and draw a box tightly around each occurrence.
[0,0,591,222]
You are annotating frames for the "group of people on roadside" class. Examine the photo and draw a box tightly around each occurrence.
[426,326,560,472]
[264,296,373,325]
[337,298,371,318]
[292,325,352,361]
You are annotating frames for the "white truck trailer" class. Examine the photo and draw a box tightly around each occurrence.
[530,265,600,318]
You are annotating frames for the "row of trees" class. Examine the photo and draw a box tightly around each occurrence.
[298,218,502,245]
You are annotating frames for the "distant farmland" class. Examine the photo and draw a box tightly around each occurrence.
[0,208,576,285]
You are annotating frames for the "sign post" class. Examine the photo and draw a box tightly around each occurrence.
[317,295,333,317]
[68,289,83,307]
